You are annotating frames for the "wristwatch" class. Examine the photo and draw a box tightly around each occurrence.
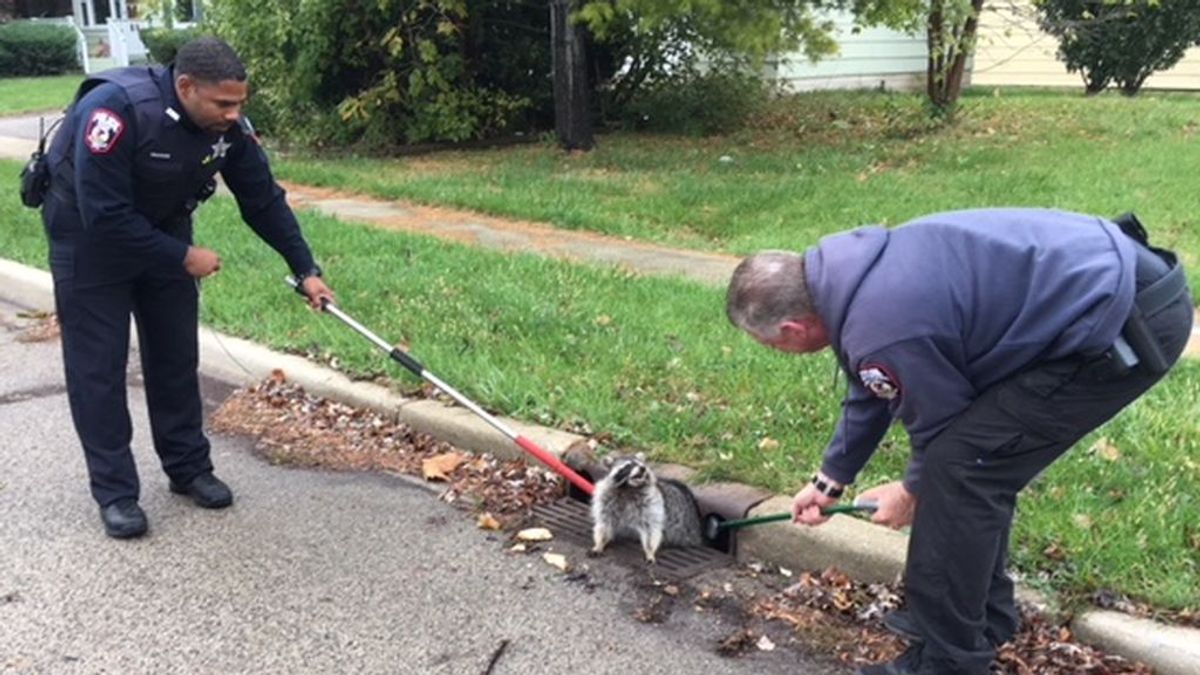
[295,265,323,283]
[811,473,845,498]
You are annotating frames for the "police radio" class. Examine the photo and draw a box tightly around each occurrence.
[19,116,64,209]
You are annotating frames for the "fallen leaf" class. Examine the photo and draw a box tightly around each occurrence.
[422,452,466,481]
[716,629,756,656]
[1072,514,1093,529]
[517,527,554,542]
[758,437,780,451]
[477,512,501,530]
[509,543,527,553]
[1090,437,1121,462]
[1043,543,1067,561]
[756,635,776,651]
[542,552,569,572]
[594,314,613,326]
[663,585,680,596]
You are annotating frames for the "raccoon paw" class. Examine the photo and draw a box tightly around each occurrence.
[587,548,604,558]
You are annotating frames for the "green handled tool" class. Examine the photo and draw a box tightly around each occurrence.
[703,502,878,541]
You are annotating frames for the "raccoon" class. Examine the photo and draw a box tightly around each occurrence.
[590,453,703,563]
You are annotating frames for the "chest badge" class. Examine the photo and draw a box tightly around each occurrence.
[859,364,900,400]
[85,108,125,154]
[202,136,231,165]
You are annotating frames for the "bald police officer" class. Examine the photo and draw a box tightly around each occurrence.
[725,209,1192,674]
[41,37,335,538]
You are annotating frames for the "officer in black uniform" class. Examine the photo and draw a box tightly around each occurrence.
[41,37,335,539]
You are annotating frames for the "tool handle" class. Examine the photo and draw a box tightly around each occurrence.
[823,501,878,515]
[715,501,879,533]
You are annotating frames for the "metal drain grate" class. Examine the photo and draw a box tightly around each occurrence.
[532,498,731,580]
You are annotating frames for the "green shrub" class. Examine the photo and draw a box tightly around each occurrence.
[206,0,531,148]
[622,68,772,136]
[0,21,78,77]
[1036,0,1200,95]
[140,27,202,65]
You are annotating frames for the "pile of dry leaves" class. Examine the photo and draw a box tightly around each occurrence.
[209,372,566,525]
[752,568,1152,673]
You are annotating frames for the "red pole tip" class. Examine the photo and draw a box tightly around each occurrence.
[515,435,594,496]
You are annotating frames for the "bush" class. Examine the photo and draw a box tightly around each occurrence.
[0,21,78,76]
[140,27,202,65]
[621,68,772,136]
[1037,0,1200,95]
[206,0,532,148]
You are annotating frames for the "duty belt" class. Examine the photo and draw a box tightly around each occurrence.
[1108,234,1187,375]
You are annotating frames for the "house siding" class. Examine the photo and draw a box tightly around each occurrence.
[771,13,926,92]
[973,0,1200,90]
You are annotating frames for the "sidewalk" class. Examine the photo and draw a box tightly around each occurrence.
[1,119,1198,672]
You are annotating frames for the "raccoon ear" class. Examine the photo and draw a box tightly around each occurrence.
[635,452,646,462]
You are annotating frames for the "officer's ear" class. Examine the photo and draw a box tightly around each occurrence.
[176,74,197,101]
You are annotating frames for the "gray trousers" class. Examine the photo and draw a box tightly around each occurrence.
[905,249,1194,673]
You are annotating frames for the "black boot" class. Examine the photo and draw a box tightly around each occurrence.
[100,499,148,539]
[884,608,1013,647]
[169,472,233,509]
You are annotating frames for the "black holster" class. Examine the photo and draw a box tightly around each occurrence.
[1108,213,1187,375]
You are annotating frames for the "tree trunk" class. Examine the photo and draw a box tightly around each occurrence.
[1084,73,1109,95]
[926,0,985,115]
[550,0,594,151]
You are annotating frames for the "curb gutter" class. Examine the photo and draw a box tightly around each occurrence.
[3,260,1197,673]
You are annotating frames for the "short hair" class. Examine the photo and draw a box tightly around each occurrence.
[174,37,247,84]
[726,250,815,338]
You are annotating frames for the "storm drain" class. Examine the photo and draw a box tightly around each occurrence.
[532,498,731,580]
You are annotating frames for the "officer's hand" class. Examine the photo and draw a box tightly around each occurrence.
[792,483,838,527]
[301,276,335,311]
[858,480,916,530]
[184,246,221,278]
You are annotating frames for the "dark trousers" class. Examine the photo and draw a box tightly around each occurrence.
[52,254,212,507]
[905,252,1194,674]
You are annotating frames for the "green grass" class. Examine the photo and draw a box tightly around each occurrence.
[274,88,1200,298]
[3,156,1196,611]
[0,74,83,115]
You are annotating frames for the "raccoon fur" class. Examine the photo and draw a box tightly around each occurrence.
[590,453,703,563]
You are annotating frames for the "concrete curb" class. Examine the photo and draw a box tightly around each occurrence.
[4,257,1196,673]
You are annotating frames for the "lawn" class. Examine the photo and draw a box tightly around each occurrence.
[2,152,1196,612]
[0,73,84,115]
[273,88,1200,298]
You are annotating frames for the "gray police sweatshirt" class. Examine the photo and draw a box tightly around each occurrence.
[804,208,1138,493]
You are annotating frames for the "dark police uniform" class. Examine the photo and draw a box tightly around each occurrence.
[801,209,1192,674]
[42,65,320,507]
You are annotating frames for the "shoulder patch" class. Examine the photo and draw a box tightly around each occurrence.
[84,108,125,154]
[859,363,900,400]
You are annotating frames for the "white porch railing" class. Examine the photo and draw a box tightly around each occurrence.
[105,19,148,68]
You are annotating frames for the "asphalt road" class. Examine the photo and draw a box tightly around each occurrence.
[0,297,836,674]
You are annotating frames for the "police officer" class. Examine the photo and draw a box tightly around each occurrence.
[41,37,335,539]
[725,209,1192,674]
